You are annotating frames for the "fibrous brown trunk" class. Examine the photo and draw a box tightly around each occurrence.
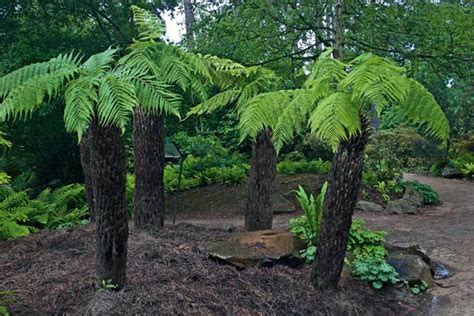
[80,130,95,221]
[133,108,165,230]
[90,120,128,289]
[244,129,277,231]
[311,119,370,290]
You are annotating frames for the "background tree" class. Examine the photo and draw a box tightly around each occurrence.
[0,48,139,289]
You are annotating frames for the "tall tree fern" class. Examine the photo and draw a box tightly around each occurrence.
[0,47,136,289]
[264,49,449,289]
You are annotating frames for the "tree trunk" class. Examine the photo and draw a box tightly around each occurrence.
[245,129,277,231]
[311,119,370,290]
[90,120,128,289]
[183,0,195,50]
[333,0,344,59]
[133,108,165,230]
[80,130,95,221]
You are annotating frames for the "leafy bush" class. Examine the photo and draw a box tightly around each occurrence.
[352,256,399,289]
[401,180,440,204]
[347,219,388,260]
[277,159,331,175]
[460,162,474,176]
[289,183,327,262]
[0,184,88,240]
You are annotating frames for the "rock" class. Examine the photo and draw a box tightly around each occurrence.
[387,253,434,286]
[356,200,384,212]
[403,186,424,207]
[441,167,463,179]
[387,199,418,214]
[208,230,305,269]
[430,260,454,280]
[272,194,295,215]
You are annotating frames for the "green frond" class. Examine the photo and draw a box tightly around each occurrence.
[398,79,449,141]
[0,66,78,121]
[64,77,97,139]
[0,51,81,98]
[131,5,165,41]
[187,89,240,117]
[308,92,361,150]
[82,47,118,75]
[272,88,324,151]
[97,74,137,130]
[133,77,182,117]
[239,90,294,142]
[304,49,347,88]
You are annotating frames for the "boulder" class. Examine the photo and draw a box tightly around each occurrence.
[403,186,424,207]
[387,253,434,286]
[356,200,384,212]
[272,194,296,215]
[208,230,305,269]
[441,167,463,179]
[387,199,418,214]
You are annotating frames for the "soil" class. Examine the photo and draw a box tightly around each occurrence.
[1,223,424,315]
[1,173,470,315]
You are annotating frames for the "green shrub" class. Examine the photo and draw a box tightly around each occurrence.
[277,159,331,175]
[401,180,440,204]
[289,183,327,262]
[352,256,399,289]
[0,184,88,240]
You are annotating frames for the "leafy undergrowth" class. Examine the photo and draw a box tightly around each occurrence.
[0,223,429,315]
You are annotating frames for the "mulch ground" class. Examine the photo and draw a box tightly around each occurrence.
[1,223,428,315]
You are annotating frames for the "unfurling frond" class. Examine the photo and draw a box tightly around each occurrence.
[131,5,165,41]
[309,92,361,150]
[398,79,449,141]
[97,74,137,130]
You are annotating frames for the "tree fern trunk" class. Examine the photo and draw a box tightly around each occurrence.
[80,130,95,222]
[90,120,128,289]
[311,119,370,290]
[245,129,277,231]
[133,108,165,230]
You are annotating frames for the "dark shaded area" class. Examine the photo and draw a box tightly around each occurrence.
[0,223,429,315]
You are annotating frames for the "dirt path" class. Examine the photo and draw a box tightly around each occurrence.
[361,174,474,316]
[177,174,474,315]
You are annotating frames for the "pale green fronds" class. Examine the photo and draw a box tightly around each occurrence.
[82,47,118,75]
[97,74,137,130]
[239,90,293,142]
[0,51,81,98]
[272,88,324,151]
[119,41,161,78]
[133,77,182,117]
[304,49,347,89]
[0,66,78,121]
[131,5,165,41]
[340,54,407,110]
[63,77,97,139]
[187,89,240,116]
[309,92,361,149]
[397,79,449,141]
[199,54,246,72]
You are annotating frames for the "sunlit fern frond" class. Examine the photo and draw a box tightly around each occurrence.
[308,92,361,150]
[82,47,118,75]
[131,5,166,42]
[304,49,347,89]
[64,77,97,140]
[97,73,138,130]
[132,76,182,117]
[187,89,240,117]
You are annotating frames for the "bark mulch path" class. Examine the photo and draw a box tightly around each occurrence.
[1,223,426,315]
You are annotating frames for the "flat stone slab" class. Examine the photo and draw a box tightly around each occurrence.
[208,230,305,268]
